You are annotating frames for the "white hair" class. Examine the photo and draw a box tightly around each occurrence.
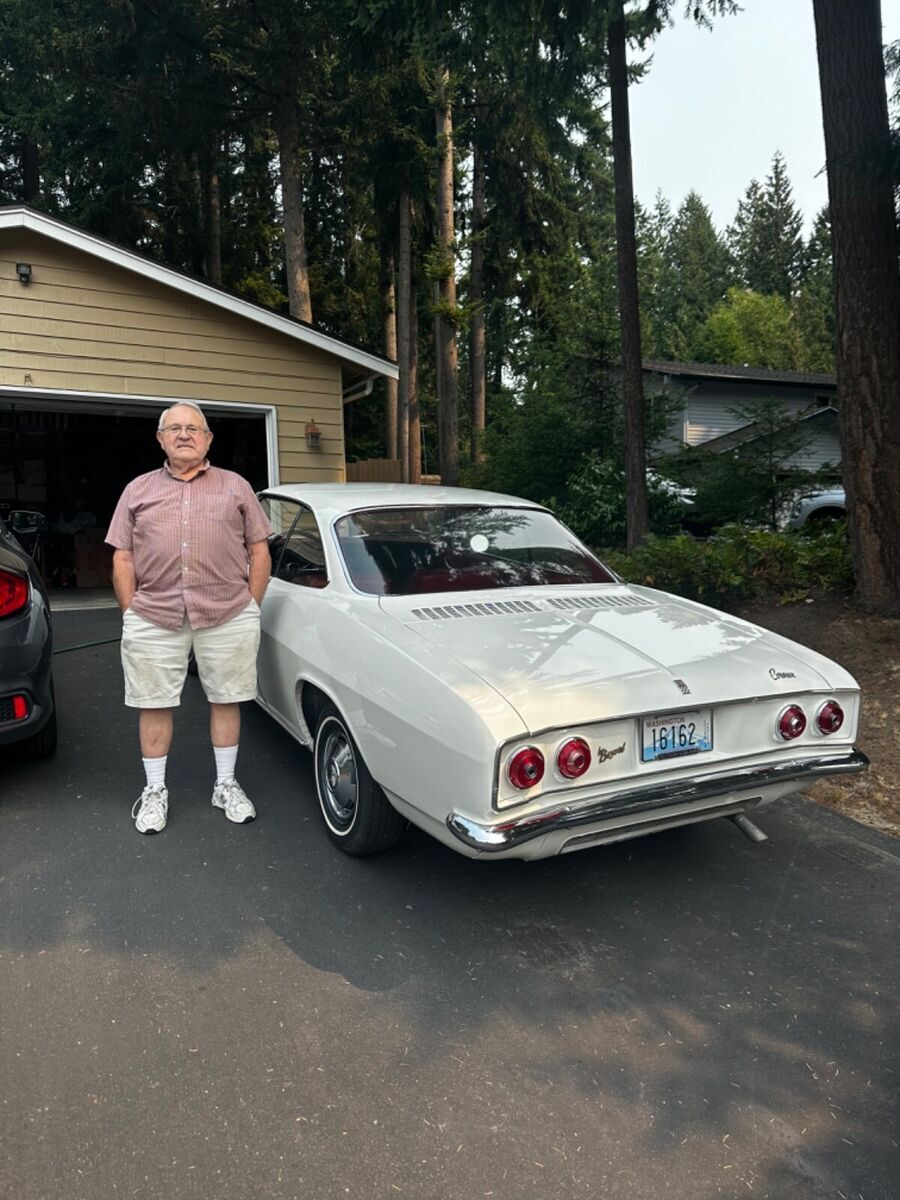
[157,402,209,431]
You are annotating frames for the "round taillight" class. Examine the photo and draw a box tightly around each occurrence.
[507,747,545,790]
[0,569,29,619]
[816,700,844,735]
[776,704,807,740]
[557,737,591,779]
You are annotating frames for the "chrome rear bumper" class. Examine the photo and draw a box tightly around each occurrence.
[446,750,869,853]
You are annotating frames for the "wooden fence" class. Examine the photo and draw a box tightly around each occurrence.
[346,459,441,485]
[346,458,403,482]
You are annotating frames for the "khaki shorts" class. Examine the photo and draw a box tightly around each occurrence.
[121,601,261,708]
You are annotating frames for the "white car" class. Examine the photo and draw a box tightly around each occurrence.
[255,484,866,861]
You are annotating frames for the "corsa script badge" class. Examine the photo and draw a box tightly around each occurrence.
[769,668,797,680]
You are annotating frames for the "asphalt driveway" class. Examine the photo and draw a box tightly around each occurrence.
[1,609,898,1200]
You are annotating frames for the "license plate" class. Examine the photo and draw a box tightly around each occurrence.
[642,709,713,763]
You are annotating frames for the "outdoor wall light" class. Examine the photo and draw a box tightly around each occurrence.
[16,262,32,284]
[305,418,322,450]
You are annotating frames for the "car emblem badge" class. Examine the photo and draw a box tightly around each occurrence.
[596,741,626,764]
[769,668,796,680]
[673,678,691,695]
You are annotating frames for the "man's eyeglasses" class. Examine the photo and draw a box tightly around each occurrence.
[160,424,208,436]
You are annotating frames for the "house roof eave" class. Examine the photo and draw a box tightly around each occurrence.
[0,206,399,381]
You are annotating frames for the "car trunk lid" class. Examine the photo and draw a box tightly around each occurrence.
[379,586,835,732]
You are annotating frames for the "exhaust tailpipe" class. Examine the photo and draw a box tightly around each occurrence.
[730,813,769,843]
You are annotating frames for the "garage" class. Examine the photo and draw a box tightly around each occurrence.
[0,396,269,587]
[0,206,397,589]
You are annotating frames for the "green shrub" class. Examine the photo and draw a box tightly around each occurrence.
[558,455,688,547]
[601,523,852,607]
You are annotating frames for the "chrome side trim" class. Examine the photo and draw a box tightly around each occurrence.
[446,750,869,852]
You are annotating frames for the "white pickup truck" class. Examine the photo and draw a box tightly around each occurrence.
[785,488,846,530]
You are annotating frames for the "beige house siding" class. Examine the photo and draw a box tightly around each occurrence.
[0,229,346,481]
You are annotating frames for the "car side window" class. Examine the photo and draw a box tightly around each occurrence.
[258,495,302,577]
[276,506,329,589]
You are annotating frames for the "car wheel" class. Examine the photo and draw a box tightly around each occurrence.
[17,681,58,761]
[313,703,405,856]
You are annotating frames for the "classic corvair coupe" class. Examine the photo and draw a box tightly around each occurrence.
[255,484,866,860]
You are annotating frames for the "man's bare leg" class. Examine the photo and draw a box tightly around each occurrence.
[210,702,240,747]
[139,708,174,757]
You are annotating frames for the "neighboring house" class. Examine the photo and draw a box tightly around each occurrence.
[643,360,840,473]
[0,206,397,588]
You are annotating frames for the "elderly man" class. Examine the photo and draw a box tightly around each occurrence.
[106,402,272,834]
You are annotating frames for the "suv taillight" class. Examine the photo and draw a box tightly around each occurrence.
[0,569,29,619]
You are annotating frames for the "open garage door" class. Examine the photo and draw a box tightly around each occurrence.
[0,395,270,589]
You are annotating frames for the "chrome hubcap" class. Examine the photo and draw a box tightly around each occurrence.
[320,728,357,828]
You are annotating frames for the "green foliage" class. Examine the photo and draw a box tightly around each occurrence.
[558,456,688,548]
[792,207,835,373]
[692,287,796,369]
[727,152,804,301]
[640,191,732,361]
[464,389,596,505]
[602,524,853,608]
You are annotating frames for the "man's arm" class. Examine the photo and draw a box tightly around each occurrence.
[112,549,136,612]
[248,540,271,607]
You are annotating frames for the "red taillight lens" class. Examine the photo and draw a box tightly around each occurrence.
[507,747,545,790]
[556,737,591,779]
[776,704,807,740]
[0,569,29,619]
[816,700,845,735]
[12,695,29,720]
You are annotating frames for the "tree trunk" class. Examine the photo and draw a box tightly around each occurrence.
[813,0,900,615]
[206,132,223,287]
[433,278,444,435]
[408,250,421,484]
[274,97,313,323]
[20,136,39,202]
[470,143,487,466]
[434,63,459,486]
[381,247,398,461]
[397,187,412,481]
[189,152,206,276]
[608,4,649,549]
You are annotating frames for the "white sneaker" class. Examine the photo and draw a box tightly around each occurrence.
[132,783,169,834]
[211,779,256,824]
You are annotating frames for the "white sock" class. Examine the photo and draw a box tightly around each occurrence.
[214,744,238,785]
[143,756,167,788]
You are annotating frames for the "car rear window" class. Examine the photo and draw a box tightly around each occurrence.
[334,506,615,596]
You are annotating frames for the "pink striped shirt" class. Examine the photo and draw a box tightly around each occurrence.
[106,463,273,631]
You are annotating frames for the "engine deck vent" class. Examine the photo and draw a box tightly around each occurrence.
[411,598,543,621]
[410,592,651,621]
[547,593,651,612]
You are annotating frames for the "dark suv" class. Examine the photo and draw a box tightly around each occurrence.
[0,511,57,759]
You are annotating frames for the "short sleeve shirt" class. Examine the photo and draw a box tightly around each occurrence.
[106,464,273,631]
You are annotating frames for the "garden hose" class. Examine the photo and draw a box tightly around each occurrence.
[53,637,122,655]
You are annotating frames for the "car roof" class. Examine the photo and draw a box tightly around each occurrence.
[259,482,547,521]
